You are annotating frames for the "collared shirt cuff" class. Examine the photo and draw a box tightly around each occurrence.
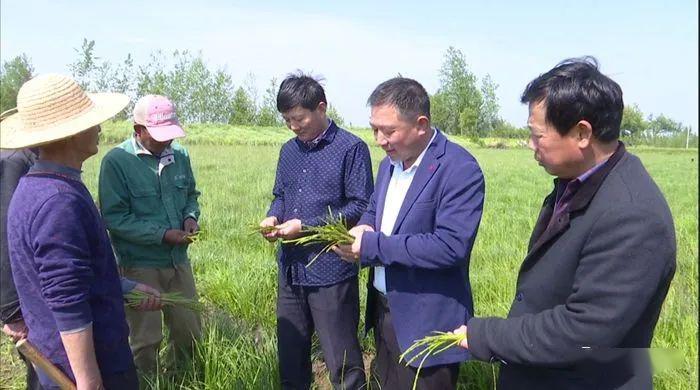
[52,301,93,332]
[157,227,169,244]
[59,321,93,335]
[120,277,138,294]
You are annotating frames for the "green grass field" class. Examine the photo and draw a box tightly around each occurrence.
[1,123,697,389]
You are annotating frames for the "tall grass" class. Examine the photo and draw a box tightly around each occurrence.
[1,125,696,390]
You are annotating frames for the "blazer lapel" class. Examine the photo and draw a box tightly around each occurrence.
[527,189,556,251]
[391,131,445,234]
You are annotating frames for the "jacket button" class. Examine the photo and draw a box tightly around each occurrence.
[515,292,523,301]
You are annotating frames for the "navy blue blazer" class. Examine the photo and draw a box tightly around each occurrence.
[358,129,485,367]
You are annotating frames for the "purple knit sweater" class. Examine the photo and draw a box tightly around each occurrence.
[7,169,133,385]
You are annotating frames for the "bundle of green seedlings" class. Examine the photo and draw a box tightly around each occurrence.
[124,290,204,312]
[283,207,354,268]
[399,331,467,390]
[248,223,278,235]
[186,229,207,244]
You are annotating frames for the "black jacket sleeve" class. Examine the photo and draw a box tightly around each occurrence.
[1,149,34,324]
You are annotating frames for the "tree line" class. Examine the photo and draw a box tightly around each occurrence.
[0,39,695,147]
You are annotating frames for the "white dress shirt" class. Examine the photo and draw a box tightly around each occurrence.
[373,129,437,294]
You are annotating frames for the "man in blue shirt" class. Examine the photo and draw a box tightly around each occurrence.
[259,73,373,389]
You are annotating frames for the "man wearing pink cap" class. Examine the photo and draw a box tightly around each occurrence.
[98,95,202,376]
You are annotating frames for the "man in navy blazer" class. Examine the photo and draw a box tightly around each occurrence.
[453,57,676,389]
[335,77,485,389]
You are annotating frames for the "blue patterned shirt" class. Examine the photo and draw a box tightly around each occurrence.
[267,121,374,286]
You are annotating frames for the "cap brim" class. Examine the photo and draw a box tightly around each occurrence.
[0,93,129,149]
[146,124,186,142]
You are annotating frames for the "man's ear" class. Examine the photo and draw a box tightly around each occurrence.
[316,101,327,115]
[133,124,145,137]
[416,115,430,134]
[575,120,593,148]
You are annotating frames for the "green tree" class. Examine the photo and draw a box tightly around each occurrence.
[0,54,34,114]
[326,104,345,127]
[136,50,234,123]
[256,77,282,127]
[620,104,647,136]
[477,74,500,134]
[431,46,483,137]
[229,86,257,125]
[647,114,684,137]
[69,38,99,91]
[68,39,137,120]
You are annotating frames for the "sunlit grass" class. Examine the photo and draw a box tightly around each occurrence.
[1,125,696,390]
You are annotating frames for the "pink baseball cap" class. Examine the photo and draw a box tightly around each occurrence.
[132,95,186,142]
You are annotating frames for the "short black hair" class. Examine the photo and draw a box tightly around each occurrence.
[521,56,623,142]
[367,77,430,121]
[276,71,327,113]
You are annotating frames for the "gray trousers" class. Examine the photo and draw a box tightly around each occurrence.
[276,269,366,390]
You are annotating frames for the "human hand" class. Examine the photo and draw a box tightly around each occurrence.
[275,219,303,240]
[163,229,191,246]
[333,224,373,262]
[131,283,162,311]
[2,320,28,342]
[260,216,279,242]
[452,325,469,349]
[183,218,199,235]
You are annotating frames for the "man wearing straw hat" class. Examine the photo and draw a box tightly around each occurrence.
[98,94,202,376]
[1,73,140,389]
[0,116,162,389]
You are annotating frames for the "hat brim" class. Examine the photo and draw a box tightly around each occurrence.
[145,124,186,142]
[0,93,129,149]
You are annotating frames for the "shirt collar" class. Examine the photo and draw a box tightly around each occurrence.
[132,135,174,158]
[555,156,612,200]
[296,119,335,150]
[577,157,609,182]
[391,128,438,172]
[303,119,333,148]
[313,119,333,143]
[30,160,82,181]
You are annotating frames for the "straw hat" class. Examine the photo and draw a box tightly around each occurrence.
[0,74,129,149]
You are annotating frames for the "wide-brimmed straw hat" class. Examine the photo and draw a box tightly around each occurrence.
[0,73,129,149]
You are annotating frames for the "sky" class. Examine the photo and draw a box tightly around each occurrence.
[1,0,698,131]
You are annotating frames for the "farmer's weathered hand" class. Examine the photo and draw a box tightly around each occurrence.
[276,219,302,240]
[163,229,190,246]
[2,320,27,342]
[132,283,162,311]
[183,217,199,235]
[260,216,279,242]
[334,224,373,262]
[452,325,469,349]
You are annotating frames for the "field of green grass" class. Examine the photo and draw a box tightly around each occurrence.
[1,122,697,389]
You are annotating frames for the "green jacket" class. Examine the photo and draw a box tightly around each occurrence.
[99,138,200,268]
